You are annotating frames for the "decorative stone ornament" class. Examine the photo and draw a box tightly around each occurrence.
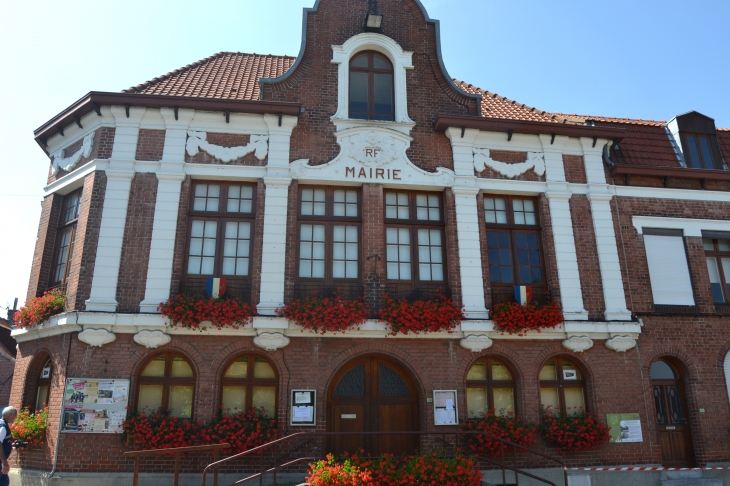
[133,329,171,349]
[562,335,594,353]
[185,130,268,162]
[473,148,545,178]
[605,335,637,353]
[254,332,291,352]
[51,132,94,175]
[289,127,455,186]
[78,328,116,347]
[460,335,494,353]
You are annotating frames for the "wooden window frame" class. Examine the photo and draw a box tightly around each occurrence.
[349,51,395,121]
[183,181,257,282]
[48,189,82,289]
[219,354,279,418]
[484,195,546,296]
[32,358,53,413]
[383,190,447,286]
[703,236,730,304]
[136,352,196,418]
[681,133,719,170]
[539,357,587,416]
[465,357,517,417]
[296,186,362,287]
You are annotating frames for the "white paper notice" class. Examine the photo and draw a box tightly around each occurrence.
[435,409,456,425]
[295,392,311,404]
[293,406,313,422]
[618,420,643,443]
[445,399,454,411]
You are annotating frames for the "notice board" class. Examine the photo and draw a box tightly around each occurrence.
[606,413,643,443]
[61,378,130,433]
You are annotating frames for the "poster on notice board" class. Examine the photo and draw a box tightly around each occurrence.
[61,378,129,433]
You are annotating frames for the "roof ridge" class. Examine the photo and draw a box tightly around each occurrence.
[122,52,298,95]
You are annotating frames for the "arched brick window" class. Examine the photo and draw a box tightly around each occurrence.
[465,357,516,418]
[137,352,195,418]
[539,357,586,416]
[220,354,278,418]
[349,51,394,121]
[32,357,53,412]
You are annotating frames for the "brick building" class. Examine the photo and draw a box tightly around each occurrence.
[10,0,730,484]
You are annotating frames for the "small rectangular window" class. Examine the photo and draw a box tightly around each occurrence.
[193,184,220,212]
[513,199,536,225]
[416,194,440,221]
[227,185,254,213]
[52,227,74,283]
[703,237,730,304]
[386,227,412,280]
[385,192,409,219]
[333,226,358,279]
[301,188,326,216]
[299,224,326,278]
[333,190,358,217]
[417,229,444,281]
[643,233,695,306]
[61,191,81,224]
[187,220,218,275]
[222,222,251,276]
[484,197,507,224]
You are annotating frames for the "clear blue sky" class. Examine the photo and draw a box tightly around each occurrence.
[1,0,728,316]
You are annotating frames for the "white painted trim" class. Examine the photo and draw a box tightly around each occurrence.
[632,215,730,237]
[10,311,642,344]
[331,33,415,126]
[452,186,489,318]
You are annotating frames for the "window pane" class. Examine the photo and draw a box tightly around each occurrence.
[706,257,725,302]
[301,189,325,216]
[493,388,515,415]
[252,386,277,417]
[417,229,443,281]
[539,362,557,381]
[349,72,369,119]
[227,185,254,213]
[35,385,49,411]
[53,227,73,282]
[138,385,163,412]
[540,387,560,411]
[334,190,358,217]
[720,239,730,252]
[492,361,512,381]
[386,227,411,280]
[484,197,508,224]
[222,222,251,276]
[703,238,715,251]
[373,53,390,69]
[385,192,409,219]
[514,199,536,225]
[333,225,358,279]
[698,136,715,169]
[515,233,542,284]
[466,388,488,419]
[416,194,440,221]
[722,258,730,301]
[188,220,217,275]
[142,356,166,377]
[225,358,248,378]
[299,224,325,278]
[193,184,220,212]
[169,386,193,418]
[650,361,678,380]
[373,74,393,121]
[351,53,368,67]
[171,356,194,378]
[564,388,585,415]
[686,136,702,169]
[467,361,487,381]
[221,386,246,413]
[254,358,276,379]
[487,231,513,283]
[61,191,81,224]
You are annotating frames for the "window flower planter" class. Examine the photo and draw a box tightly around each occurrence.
[11,407,49,446]
[13,290,65,328]
[158,294,255,330]
[491,299,563,336]
[277,293,368,334]
[379,291,463,335]
[461,409,537,456]
[540,406,610,452]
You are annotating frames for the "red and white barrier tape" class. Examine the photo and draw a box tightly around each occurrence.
[568,467,730,472]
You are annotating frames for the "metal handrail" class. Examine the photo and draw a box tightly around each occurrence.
[124,443,230,486]
[201,431,567,486]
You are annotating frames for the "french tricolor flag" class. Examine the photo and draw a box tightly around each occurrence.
[514,286,533,305]
[206,278,227,299]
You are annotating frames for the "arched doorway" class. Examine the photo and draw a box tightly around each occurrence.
[328,355,419,456]
[650,358,694,467]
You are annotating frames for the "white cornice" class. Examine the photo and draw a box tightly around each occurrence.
[632,215,730,236]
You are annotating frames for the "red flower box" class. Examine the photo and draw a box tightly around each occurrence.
[13,290,65,328]
[158,294,255,330]
[461,409,537,456]
[277,293,368,334]
[379,291,463,335]
[540,406,610,452]
[491,299,563,336]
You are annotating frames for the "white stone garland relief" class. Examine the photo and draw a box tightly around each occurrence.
[290,127,455,186]
[460,334,494,353]
[51,132,95,175]
[78,328,116,347]
[473,148,545,178]
[254,332,290,351]
[185,130,268,163]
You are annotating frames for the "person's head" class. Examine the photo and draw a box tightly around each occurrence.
[2,407,17,424]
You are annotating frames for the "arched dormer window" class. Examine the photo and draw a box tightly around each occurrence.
[349,51,394,121]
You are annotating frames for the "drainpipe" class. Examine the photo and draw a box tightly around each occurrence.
[44,311,77,486]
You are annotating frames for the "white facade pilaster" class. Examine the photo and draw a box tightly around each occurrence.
[257,115,298,315]
[85,107,146,312]
[581,138,631,321]
[139,108,194,312]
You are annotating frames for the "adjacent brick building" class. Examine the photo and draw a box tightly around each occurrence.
[10,0,730,484]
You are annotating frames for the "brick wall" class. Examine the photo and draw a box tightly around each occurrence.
[134,129,165,161]
[563,154,587,184]
[250,180,266,304]
[26,194,62,300]
[184,133,266,166]
[116,174,158,312]
[169,177,192,298]
[570,195,605,319]
[0,356,14,407]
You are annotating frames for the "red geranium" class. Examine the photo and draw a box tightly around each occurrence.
[491,299,563,336]
[379,291,463,335]
[461,409,537,456]
[158,294,255,330]
[277,293,368,334]
[13,290,65,328]
[540,406,610,452]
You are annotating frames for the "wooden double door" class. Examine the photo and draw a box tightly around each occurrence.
[651,359,694,467]
[328,356,419,456]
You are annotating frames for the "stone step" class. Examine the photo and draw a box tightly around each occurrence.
[666,471,704,479]
[661,479,723,486]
